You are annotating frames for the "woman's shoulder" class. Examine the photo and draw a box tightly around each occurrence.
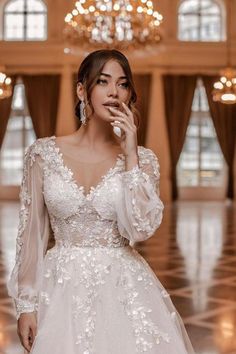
[25,135,56,163]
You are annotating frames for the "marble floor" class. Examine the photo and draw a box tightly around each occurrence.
[0,200,236,354]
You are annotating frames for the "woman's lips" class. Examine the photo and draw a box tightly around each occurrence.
[103,104,121,115]
[103,103,120,108]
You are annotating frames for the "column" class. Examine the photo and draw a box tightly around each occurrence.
[56,65,77,136]
[145,69,172,202]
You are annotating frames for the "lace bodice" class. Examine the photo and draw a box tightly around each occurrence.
[7,136,164,319]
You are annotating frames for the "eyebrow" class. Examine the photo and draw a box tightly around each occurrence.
[100,72,127,80]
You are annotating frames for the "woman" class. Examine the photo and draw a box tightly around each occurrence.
[7,49,195,354]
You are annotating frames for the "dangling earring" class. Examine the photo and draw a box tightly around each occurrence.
[80,100,87,125]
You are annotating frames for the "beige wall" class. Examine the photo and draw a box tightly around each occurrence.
[0,0,236,202]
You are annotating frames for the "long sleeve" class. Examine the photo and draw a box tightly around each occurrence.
[114,148,164,244]
[7,144,50,319]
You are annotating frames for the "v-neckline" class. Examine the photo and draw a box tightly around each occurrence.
[51,135,124,199]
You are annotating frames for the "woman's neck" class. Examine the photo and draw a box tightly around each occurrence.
[73,116,119,149]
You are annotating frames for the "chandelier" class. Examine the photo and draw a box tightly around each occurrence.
[0,70,12,100]
[212,67,236,104]
[64,0,163,52]
[212,0,236,104]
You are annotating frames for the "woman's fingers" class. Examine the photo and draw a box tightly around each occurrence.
[17,313,37,352]
[109,103,135,126]
[108,107,133,130]
[20,326,37,352]
[121,102,133,119]
[110,118,132,133]
[19,330,31,352]
[108,107,125,118]
[30,324,38,343]
[111,122,128,141]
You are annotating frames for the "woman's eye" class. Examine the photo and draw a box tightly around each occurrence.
[119,82,129,88]
[97,79,107,85]
[97,79,128,88]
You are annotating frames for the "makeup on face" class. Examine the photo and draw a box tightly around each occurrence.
[97,72,129,89]
[97,73,129,109]
[90,61,130,122]
[103,100,121,111]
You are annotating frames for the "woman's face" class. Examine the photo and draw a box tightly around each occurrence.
[89,60,131,121]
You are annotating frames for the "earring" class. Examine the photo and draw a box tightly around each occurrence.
[80,100,87,125]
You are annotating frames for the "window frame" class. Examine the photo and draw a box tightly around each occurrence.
[3,0,47,41]
[177,0,226,42]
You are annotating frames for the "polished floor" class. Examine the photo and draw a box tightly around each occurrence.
[0,201,236,354]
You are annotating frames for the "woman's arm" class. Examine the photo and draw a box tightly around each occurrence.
[7,142,50,319]
[114,148,164,243]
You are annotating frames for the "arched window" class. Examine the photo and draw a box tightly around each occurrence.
[178,0,225,41]
[177,78,226,188]
[3,0,47,41]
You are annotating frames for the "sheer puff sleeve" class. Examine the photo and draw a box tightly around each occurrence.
[114,147,164,244]
[7,142,50,320]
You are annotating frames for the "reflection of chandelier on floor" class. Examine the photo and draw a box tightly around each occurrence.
[64,0,163,52]
[0,70,12,100]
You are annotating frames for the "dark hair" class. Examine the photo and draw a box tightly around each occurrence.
[75,49,140,128]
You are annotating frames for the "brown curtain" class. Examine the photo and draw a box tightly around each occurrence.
[22,75,61,138]
[163,74,198,200]
[202,75,236,199]
[0,75,17,149]
[133,74,152,146]
[72,73,152,143]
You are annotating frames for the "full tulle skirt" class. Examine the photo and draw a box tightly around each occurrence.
[29,244,195,354]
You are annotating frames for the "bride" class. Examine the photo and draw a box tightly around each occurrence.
[7,49,195,354]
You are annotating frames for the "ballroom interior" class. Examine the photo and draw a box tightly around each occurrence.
[0,0,236,353]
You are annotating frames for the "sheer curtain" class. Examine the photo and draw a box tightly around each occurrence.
[0,75,17,149]
[163,74,198,200]
[202,75,236,199]
[22,75,61,138]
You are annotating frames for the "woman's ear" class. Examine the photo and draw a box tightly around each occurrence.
[76,82,84,101]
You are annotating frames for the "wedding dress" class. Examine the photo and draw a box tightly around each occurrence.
[7,136,195,354]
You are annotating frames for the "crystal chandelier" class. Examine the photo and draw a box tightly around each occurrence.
[212,0,236,104]
[0,70,12,100]
[212,67,236,104]
[64,0,163,52]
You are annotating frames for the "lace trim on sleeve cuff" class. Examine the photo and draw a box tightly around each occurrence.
[121,165,150,189]
[15,298,38,319]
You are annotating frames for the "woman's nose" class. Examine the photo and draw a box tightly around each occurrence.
[107,83,118,97]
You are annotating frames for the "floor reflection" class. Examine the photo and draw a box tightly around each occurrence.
[138,201,236,354]
[176,202,225,315]
[0,200,236,354]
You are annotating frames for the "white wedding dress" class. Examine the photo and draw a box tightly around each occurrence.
[7,136,195,354]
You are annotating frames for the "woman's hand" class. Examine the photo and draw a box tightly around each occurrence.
[109,102,138,158]
[17,312,37,352]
